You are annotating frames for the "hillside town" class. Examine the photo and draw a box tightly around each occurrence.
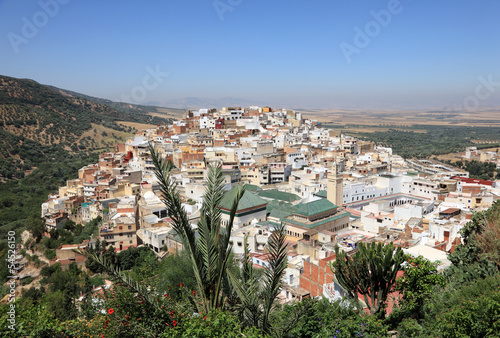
[40,106,500,305]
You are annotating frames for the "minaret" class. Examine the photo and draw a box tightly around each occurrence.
[327,162,343,207]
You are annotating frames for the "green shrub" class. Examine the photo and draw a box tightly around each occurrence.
[45,249,56,261]
[20,276,33,286]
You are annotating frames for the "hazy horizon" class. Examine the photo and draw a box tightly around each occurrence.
[1,0,500,110]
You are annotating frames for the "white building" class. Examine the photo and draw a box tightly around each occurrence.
[139,226,172,253]
[287,152,308,170]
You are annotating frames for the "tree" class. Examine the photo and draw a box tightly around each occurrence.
[85,240,117,274]
[331,242,404,317]
[26,214,45,243]
[394,255,446,319]
[446,202,499,286]
[228,227,289,335]
[476,200,500,268]
[149,143,243,313]
[49,228,59,240]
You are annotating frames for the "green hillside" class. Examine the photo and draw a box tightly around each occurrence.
[0,75,176,180]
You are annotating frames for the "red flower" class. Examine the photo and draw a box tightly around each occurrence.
[164,294,169,298]
[126,314,129,320]
[170,310,175,317]
[203,316,207,320]
[173,320,177,327]
[192,290,196,296]
[108,308,114,315]
[178,283,184,287]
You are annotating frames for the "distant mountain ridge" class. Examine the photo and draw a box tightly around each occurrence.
[154,96,267,109]
[45,85,185,118]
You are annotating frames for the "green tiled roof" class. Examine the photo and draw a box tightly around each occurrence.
[282,212,351,229]
[244,184,262,192]
[266,199,293,211]
[266,199,295,218]
[314,190,327,198]
[257,190,301,202]
[269,208,293,219]
[219,186,267,211]
[256,220,281,228]
[292,199,338,217]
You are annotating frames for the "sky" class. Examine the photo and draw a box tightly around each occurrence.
[1,0,500,110]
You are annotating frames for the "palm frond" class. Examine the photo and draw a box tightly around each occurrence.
[149,142,245,312]
[82,249,162,312]
[227,222,288,333]
[260,222,288,333]
[149,143,206,310]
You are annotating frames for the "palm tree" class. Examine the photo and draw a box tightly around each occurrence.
[228,226,289,335]
[149,143,243,313]
[149,143,293,332]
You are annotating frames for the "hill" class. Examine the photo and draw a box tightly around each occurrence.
[45,85,185,120]
[0,75,179,180]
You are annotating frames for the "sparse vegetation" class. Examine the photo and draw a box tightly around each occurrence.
[349,125,500,158]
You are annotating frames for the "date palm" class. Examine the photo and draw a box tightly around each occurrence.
[228,226,289,335]
[149,143,243,313]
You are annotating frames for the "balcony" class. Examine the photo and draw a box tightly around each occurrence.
[322,282,336,302]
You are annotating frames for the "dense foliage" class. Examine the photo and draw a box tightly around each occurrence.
[446,160,500,180]
[0,153,99,284]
